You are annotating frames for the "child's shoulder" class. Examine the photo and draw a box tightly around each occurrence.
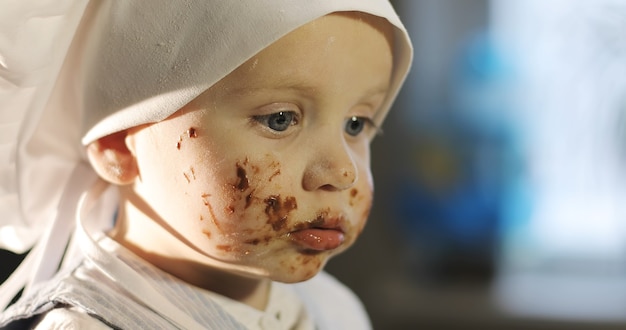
[292,271,372,329]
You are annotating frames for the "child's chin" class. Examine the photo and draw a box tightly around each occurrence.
[268,256,331,283]
[273,271,322,284]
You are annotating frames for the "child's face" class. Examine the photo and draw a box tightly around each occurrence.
[124,12,393,282]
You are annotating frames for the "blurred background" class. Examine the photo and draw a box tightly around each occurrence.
[326,0,626,329]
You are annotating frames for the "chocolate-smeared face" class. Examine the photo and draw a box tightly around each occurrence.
[125,12,394,282]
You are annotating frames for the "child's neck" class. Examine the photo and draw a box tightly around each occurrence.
[108,190,271,310]
[113,237,272,310]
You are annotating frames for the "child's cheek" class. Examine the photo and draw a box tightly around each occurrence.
[342,161,374,238]
[197,155,291,245]
[355,192,373,237]
[349,183,374,236]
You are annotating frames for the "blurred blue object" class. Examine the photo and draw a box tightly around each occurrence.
[392,31,527,281]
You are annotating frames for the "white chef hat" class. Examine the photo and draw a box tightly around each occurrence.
[0,0,412,296]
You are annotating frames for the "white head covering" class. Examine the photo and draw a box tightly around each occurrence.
[0,0,412,305]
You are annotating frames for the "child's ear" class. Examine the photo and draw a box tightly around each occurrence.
[86,130,139,185]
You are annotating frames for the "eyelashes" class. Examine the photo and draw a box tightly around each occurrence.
[253,111,299,132]
[345,116,382,137]
[251,107,381,138]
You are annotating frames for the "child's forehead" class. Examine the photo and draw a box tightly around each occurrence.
[190,13,394,109]
[215,14,392,86]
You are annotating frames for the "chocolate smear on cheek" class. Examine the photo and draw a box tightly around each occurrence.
[234,164,249,191]
[264,195,297,231]
[188,127,197,138]
[245,192,254,209]
[268,169,281,182]
[349,188,358,206]
[244,235,272,246]
[201,193,223,232]
[228,162,255,211]
[183,167,196,183]
[176,127,198,149]
[216,244,233,252]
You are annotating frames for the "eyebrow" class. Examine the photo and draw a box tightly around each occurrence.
[227,79,390,100]
[226,79,319,98]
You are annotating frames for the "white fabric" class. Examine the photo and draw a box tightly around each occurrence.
[34,307,112,330]
[0,0,90,253]
[0,0,412,314]
[32,257,368,329]
[0,163,100,310]
[201,283,314,329]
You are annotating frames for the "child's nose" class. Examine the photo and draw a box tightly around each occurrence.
[302,140,358,192]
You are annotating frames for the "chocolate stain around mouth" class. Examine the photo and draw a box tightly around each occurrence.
[264,195,297,231]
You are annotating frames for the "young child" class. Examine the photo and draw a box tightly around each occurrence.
[0,1,412,328]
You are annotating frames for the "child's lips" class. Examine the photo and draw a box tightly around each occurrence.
[289,228,345,251]
[289,214,348,251]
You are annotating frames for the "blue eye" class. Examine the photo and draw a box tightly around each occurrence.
[345,116,366,136]
[255,111,297,132]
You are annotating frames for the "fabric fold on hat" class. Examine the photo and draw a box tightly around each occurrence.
[0,0,90,253]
